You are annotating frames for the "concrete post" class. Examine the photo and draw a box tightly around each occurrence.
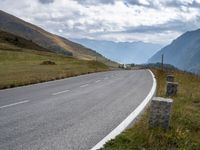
[166,75,175,82]
[166,82,178,97]
[149,97,173,129]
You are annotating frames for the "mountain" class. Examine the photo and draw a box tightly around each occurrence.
[148,29,200,74]
[0,10,113,64]
[0,30,52,52]
[72,39,163,64]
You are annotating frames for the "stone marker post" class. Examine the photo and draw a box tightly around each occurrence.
[166,75,175,82]
[166,82,178,97]
[149,97,173,129]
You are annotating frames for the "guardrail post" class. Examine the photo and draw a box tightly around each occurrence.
[149,97,173,129]
[166,82,178,97]
[166,75,175,82]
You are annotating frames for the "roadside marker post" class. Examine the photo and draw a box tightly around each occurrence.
[149,97,173,129]
[166,75,175,82]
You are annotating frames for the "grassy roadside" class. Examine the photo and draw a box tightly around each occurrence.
[101,69,200,150]
[0,49,109,89]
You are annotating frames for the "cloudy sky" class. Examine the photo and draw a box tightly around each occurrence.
[1,0,200,44]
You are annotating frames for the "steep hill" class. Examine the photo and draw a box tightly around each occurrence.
[0,30,52,52]
[148,29,200,74]
[73,39,163,64]
[0,10,115,66]
[0,31,109,89]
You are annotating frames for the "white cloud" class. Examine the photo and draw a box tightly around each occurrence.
[95,31,182,44]
[138,0,150,5]
[0,0,200,44]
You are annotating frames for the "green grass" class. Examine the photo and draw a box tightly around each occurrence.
[0,49,109,89]
[101,69,200,150]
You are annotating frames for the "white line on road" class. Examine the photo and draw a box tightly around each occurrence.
[91,69,157,150]
[0,100,30,109]
[95,80,101,83]
[80,84,89,88]
[52,90,70,95]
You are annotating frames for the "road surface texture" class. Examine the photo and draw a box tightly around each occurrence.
[0,70,154,150]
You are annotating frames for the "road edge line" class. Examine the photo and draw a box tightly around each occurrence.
[90,69,157,150]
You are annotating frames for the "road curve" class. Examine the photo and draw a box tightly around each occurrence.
[0,70,154,150]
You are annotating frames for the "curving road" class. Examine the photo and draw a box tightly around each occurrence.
[0,70,154,150]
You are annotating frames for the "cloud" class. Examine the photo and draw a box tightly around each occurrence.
[125,0,200,8]
[95,31,181,44]
[39,0,54,4]
[124,0,153,6]
[73,0,115,5]
[0,0,200,44]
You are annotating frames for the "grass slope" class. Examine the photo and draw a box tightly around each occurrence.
[0,30,51,52]
[101,69,200,150]
[0,46,109,89]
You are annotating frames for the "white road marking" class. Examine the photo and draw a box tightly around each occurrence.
[0,100,29,109]
[90,69,157,150]
[95,80,101,83]
[80,84,89,88]
[52,90,70,95]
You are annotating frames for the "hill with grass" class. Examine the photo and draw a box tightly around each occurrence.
[0,30,52,52]
[149,28,200,74]
[0,33,109,89]
[0,10,117,67]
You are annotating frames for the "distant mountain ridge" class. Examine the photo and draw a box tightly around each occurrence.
[149,29,200,74]
[73,38,163,64]
[0,10,109,62]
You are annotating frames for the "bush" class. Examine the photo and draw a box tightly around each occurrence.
[40,60,56,65]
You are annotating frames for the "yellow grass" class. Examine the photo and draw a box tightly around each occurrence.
[0,49,109,89]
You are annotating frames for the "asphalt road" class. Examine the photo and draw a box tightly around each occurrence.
[0,70,154,150]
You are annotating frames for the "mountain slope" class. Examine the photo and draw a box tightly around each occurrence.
[0,30,52,52]
[0,48,109,89]
[0,10,111,62]
[149,29,200,74]
[0,32,109,89]
[72,39,163,64]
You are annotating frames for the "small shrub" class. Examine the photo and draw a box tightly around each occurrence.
[40,60,56,65]
[9,84,16,88]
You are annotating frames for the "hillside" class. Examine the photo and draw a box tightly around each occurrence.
[73,39,163,64]
[0,42,109,89]
[0,30,51,52]
[0,10,117,67]
[0,28,110,89]
[148,29,200,74]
